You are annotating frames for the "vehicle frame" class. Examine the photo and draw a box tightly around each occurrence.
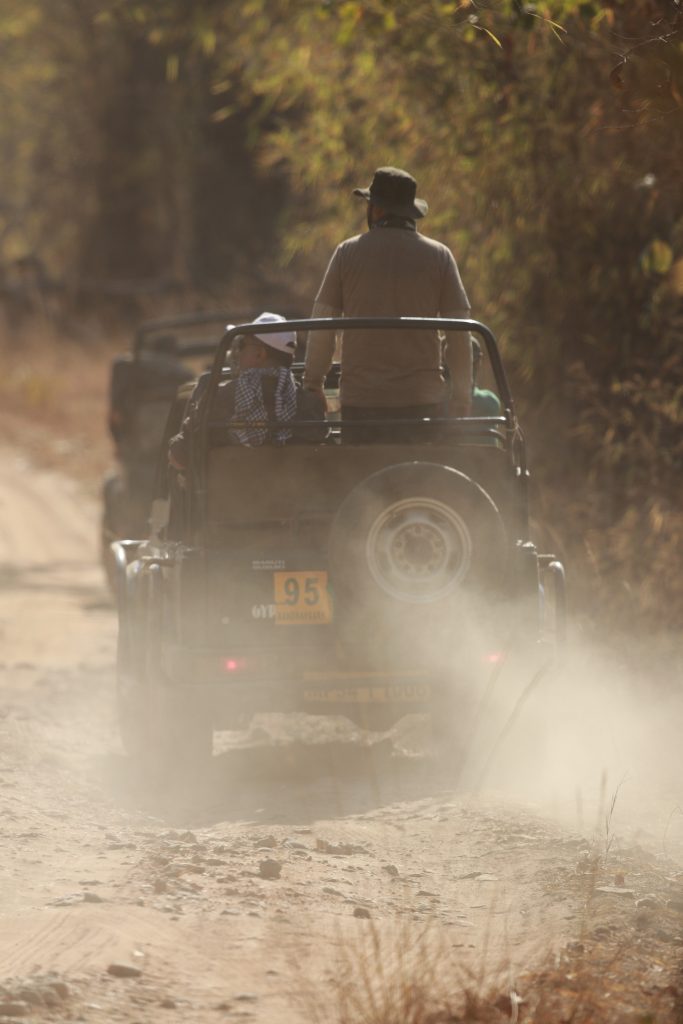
[102,310,274,588]
[112,317,566,770]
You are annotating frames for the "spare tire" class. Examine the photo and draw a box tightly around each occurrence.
[329,462,506,606]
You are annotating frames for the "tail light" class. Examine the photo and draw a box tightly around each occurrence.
[222,657,248,673]
[484,652,503,665]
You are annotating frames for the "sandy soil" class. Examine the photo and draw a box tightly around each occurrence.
[0,447,682,1022]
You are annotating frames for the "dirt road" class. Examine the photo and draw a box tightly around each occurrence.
[0,451,681,1022]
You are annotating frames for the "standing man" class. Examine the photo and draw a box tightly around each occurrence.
[303,166,473,435]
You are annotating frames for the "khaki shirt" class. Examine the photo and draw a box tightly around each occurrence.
[304,225,471,407]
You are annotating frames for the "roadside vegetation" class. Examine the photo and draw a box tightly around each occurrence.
[0,0,681,646]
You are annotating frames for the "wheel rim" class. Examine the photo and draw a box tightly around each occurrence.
[366,497,472,603]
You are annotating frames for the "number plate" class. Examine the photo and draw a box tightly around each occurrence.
[273,571,332,625]
[303,684,432,704]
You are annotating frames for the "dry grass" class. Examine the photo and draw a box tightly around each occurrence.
[298,916,681,1024]
[295,788,681,1024]
[297,920,509,1024]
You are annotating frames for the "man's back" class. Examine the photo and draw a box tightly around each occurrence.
[314,227,468,407]
[329,229,458,315]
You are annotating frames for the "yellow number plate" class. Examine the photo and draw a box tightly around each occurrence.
[273,571,332,625]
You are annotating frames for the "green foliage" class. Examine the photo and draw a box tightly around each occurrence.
[549,352,683,632]
[0,0,680,637]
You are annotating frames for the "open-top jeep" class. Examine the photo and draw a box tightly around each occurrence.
[112,318,566,771]
[102,311,265,589]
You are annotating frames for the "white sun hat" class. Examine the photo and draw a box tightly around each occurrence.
[248,311,297,354]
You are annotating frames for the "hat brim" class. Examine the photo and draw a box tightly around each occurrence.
[254,333,296,354]
[230,331,296,356]
[352,187,428,219]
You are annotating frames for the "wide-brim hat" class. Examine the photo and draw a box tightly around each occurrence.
[353,166,428,219]
[234,311,296,355]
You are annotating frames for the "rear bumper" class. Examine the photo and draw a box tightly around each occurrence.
[159,637,556,722]
[161,644,450,717]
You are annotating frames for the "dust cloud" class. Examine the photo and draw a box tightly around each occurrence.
[1,454,681,1021]
[456,627,683,862]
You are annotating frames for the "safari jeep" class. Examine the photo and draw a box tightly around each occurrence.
[112,318,566,771]
[102,311,259,591]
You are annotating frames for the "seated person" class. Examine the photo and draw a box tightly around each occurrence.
[169,312,326,469]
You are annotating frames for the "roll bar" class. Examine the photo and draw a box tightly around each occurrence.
[191,317,520,544]
[203,317,515,424]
